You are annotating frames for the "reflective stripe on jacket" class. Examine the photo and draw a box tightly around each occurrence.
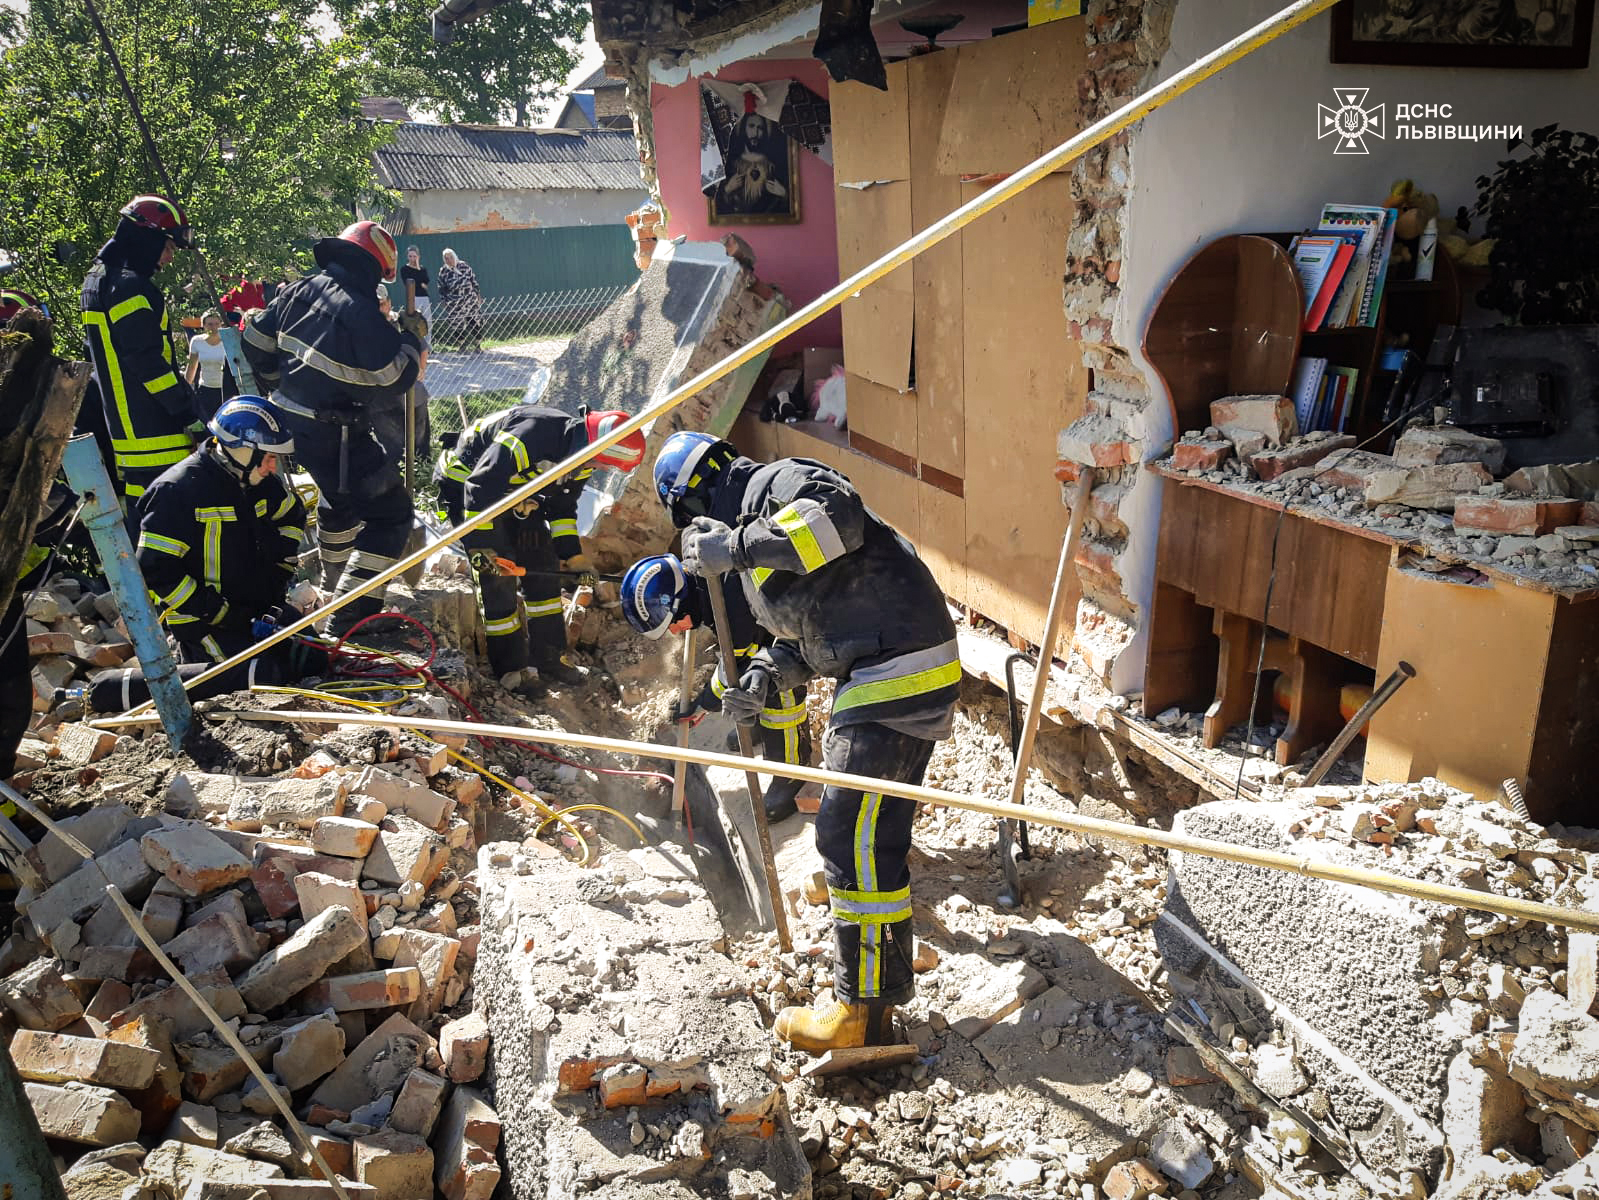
[80,263,197,492]
[437,405,589,559]
[135,447,306,648]
[710,457,958,735]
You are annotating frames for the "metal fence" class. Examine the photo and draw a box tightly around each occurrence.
[420,284,630,438]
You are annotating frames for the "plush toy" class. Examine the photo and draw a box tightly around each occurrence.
[810,363,848,430]
[1384,179,1441,266]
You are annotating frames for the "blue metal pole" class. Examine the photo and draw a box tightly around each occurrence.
[61,435,191,750]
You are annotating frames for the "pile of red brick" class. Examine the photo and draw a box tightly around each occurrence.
[1,738,504,1200]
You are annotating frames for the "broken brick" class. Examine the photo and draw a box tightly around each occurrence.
[26,1080,143,1145]
[166,1100,220,1148]
[1211,395,1297,448]
[1165,1045,1218,1087]
[140,825,252,896]
[389,1068,448,1137]
[223,776,346,832]
[1363,461,1493,509]
[273,1014,347,1091]
[295,967,422,1013]
[235,905,368,1013]
[160,911,261,975]
[438,1012,489,1083]
[361,815,447,888]
[1454,496,1584,536]
[1248,434,1357,482]
[311,816,380,859]
[1171,438,1232,472]
[1102,1156,1167,1200]
[52,722,119,765]
[10,1028,161,1090]
[597,1062,648,1108]
[353,1129,435,1200]
[109,969,245,1040]
[1,957,86,1031]
[103,1013,184,1133]
[1393,425,1506,473]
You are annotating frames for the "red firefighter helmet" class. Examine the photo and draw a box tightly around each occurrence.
[0,288,44,322]
[338,220,399,283]
[585,410,646,473]
[120,194,193,248]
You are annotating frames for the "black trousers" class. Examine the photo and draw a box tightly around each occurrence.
[87,629,332,712]
[287,415,410,635]
[0,597,33,781]
[813,722,935,1007]
[474,515,564,678]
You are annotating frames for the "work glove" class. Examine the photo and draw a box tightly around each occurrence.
[469,549,509,577]
[398,310,429,340]
[680,516,743,577]
[562,553,597,588]
[720,663,771,726]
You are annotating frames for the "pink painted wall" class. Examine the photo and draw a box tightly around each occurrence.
[652,60,842,355]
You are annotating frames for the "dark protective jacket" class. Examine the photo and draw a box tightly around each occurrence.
[240,243,420,426]
[433,405,590,559]
[80,259,197,493]
[709,456,959,739]
[135,447,306,658]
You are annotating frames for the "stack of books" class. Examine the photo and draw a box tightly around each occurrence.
[1287,203,1398,332]
[1289,356,1359,434]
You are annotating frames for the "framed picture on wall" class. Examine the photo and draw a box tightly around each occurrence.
[1331,0,1594,68]
[706,120,802,226]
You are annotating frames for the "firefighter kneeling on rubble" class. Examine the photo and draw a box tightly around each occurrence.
[434,404,645,696]
[620,552,810,821]
[652,431,960,1054]
[87,396,331,712]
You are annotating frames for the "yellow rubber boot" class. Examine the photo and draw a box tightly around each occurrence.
[774,1000,891,1055]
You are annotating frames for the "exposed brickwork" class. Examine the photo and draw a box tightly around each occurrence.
[1055,1,1176,684]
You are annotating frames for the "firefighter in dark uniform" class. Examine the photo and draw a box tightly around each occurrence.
[434,404,644,693]
[79,194,200,501]
[653,431,960,1054]
[241,221,423,636]
[103,395,331,708]
[620,551,810,821]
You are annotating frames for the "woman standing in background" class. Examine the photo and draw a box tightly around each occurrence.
[185,309,235,416]
[436,247,483,353]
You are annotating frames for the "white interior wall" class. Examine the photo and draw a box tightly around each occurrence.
[1106,0,1598,694]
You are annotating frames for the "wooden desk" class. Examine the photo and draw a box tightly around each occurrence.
[1145,466,1599,822]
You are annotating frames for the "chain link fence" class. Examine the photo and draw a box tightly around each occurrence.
[421,284,631,437]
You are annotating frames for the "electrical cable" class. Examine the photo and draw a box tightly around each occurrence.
[443,748,593,865]
[535,804,647,847]
[1231,394,1441,799]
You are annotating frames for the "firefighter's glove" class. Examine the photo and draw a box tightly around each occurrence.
[398,310,429,340]
[469,549,509,577]
[562,554,597,588]
[720,663,771,726]
[681,517,743,577]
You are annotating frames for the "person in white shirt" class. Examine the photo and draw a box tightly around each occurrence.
[185,309,234,416]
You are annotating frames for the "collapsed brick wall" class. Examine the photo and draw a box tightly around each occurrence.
[1056,1,1177,685]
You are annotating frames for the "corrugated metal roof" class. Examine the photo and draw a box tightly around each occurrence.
[574,64,627,90]
[373,124,645,193]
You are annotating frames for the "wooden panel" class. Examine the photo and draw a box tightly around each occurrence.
[845,451,920,547]
[1524,597,1599,824]
[1143,581,1219,717]
[830,65,910,183]
[840,289,914,392]
[918,484,968,609]
[935,19,1087,175]
[1154,482,1388,667]
[1366,565,1554,802]
[909,49,965,479]
[844,371,916,463]
[1143,236,1302,436]
[834,181,914,281]
[960,174,1085,656]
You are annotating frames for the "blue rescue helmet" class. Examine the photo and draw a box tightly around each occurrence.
[208,395,295,475]
[652,430,737,529]
[621,554,689,639]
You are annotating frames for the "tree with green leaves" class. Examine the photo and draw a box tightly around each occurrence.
[0,0,395,313]
[331,0,589,126]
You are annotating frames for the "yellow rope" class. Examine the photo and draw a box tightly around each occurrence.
[444,749,593,867]
[125,0,1340,720]
[536,803,647,847]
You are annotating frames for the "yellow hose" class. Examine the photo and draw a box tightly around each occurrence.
[536,803,647,847]
[444,749,594,866]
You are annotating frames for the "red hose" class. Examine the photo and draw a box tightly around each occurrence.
[326,611,673,787]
